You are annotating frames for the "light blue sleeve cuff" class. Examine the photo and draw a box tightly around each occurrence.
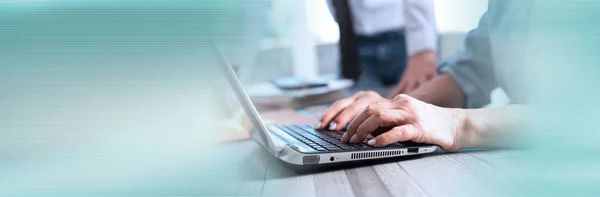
[438,61,492,109]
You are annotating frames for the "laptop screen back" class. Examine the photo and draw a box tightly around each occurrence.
[216,49,275,151]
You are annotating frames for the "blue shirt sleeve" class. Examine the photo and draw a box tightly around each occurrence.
[438,10,498,108]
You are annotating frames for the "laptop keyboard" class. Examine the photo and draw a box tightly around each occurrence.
[275,124,403,152]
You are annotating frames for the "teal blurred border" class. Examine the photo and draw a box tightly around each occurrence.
[497,1,600,196]
[0,1,270,196]
[1,0,600,196]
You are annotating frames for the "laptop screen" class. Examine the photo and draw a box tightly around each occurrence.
[215,49,275,151]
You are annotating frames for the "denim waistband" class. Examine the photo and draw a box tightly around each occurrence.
[356,29,405,43]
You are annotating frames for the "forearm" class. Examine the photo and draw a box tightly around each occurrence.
[408,73,464,108]
[457,105,527,149]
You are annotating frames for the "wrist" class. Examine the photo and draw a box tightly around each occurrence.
[457,109,492,151]
[449,108,469,152]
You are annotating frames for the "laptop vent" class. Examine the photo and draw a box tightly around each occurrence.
[302,155,320,165]
[350,150,405,160]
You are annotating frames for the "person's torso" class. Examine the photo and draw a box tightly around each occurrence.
[328,0,406,36]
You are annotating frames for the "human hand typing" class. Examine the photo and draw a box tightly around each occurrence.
[342,94,465,152]
[317,91,389,131]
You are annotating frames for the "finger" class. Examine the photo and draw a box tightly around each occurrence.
[319,92,366,129]
[350,109,411,143]
[387,84,403,99]
[426,72,436,80]
[414,77,430,92]
[406,80,420,93]
[397,80,408,94]
[408,78,425,93]
[390,82,407,99]
[419,77,429,86]
[331,97,373,131]
[344,102,394,142]
[367,125,420,147]
[319,97,354,129]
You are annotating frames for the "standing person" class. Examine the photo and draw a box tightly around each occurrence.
[327,0,438,97]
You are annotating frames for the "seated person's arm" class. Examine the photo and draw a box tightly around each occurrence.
[408,73,464,108]
[411,6,500,109]
[341,94,525,152]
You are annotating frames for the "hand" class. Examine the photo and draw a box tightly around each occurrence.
[388,51,438,99]
[318,91,389,131]
[342,94,466,152]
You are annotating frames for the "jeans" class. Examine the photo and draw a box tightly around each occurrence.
[345,30,408,95]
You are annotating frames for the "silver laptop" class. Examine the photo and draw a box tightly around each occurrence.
[218,49,438,168]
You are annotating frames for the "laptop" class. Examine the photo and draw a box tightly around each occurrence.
[217,49,438,168]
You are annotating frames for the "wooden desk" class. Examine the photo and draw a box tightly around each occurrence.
[214,104,516,197]
[228,139,513,197]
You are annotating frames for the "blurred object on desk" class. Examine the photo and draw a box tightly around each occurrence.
[299,104,332,119]
[261,109,319,125]
[271,76,328,90]
[246,76,353,110]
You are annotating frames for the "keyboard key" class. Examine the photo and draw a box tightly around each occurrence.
[305,136,322,141]
[324,135,338,140]
[330,133,343,139]
[326,146,342,151]
[296,125,318,134]
[323,144,337,148]
[337,144,356,150]
[277,124,383,152]
[351,143,372,149]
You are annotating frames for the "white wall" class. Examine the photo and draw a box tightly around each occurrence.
[434,0,488,33]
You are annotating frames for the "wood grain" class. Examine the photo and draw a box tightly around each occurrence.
[234,138,511,197]
[236,141,274,196]
[261,158,316,197]
[313,170,356,197]
[372,163,429,197]
[398,152,501,197]
[345,166,393,197]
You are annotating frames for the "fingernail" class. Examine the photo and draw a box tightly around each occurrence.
[341,133,348,142]
[329,122,337,130]
[349,135,358,143]
[315,121,321,128]
[368,139,377,146]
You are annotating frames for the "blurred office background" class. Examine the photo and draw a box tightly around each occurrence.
[248,0,508,106]
[0,0,496,196]
[248,0,488,81]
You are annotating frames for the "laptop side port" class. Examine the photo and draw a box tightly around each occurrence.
[407,148,419,154]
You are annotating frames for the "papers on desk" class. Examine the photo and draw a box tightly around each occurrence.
[246,79,353,110]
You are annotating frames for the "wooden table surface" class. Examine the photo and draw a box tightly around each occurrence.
[226,139,514,197]
[212,103,517,197]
